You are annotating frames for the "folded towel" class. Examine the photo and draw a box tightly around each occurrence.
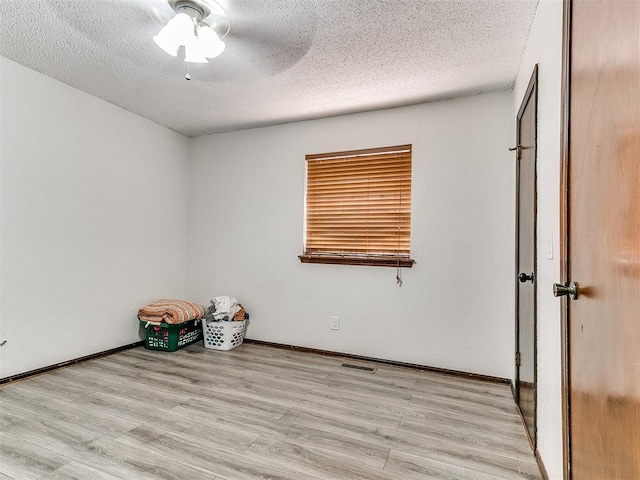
[138,299,205,325]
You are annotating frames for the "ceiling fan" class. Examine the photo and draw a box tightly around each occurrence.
[152,0,230,66]
[44,0,318,82]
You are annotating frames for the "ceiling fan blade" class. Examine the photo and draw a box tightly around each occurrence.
[143,0,175,27]
[210,0,317,78]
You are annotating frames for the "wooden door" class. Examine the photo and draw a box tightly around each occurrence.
[563,1,640,478]
[515,66,538,446]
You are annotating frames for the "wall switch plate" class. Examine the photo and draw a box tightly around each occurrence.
[330,316,340,330]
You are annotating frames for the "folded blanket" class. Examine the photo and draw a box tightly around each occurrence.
[138,299,205,325]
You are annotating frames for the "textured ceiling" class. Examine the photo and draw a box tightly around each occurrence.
[0,0,539,137]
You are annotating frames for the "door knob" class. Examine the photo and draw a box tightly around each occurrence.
[553,281,579,300]
[518,272,535,283]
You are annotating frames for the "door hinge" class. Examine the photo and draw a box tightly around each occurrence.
[515,352,521,367]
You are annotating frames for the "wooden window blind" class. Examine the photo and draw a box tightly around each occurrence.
[300,144,414,267]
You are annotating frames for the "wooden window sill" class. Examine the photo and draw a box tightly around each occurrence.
[299,255,415,268]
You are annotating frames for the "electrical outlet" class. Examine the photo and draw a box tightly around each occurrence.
[330,316,340,330]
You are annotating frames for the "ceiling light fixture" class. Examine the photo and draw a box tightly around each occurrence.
[154,0,230,64]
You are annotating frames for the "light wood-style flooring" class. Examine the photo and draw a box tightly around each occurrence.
[0,343,542,479]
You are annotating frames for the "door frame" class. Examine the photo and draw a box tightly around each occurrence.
[559,0,571,478]
[514,64,539,448]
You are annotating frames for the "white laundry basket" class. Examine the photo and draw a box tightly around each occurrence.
[202,319,246,351]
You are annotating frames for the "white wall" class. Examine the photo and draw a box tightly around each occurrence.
[0,58,190,378]
[513,1,564,478]
[187,92,515,379]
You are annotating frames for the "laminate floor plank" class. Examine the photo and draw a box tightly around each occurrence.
[40,462,126,480]
[131,427,326,480]
[277,422,391,467]
[328,366,419,389]
[388,426,542,477]
[303,387,412,417]
[50,366,191,407]
[109,423,178,449]
[0,343,541,479]
[408,391,521,423]
[128,346,337,384]
[115,407,261,453]
[414,373,511,396]
[277,407,397,454]
[0,386,140,442]
[0,431,70,480]
[384,448,514,480]
[281,405,400,441]
[0,405,25,428]
[244,433,396,480]
[412,383,517,410]
[195,387,292,420]
[399,416,533,457]
[190,376,313,410]
[322,377,414,403]
[8,374,95,402]
[402,401,526,436]
[167,403,294,438]
[69,391,172,426]
[75,436,216,480]
[326,369,417,392]
[218,343,343,368]
[99,348,333,396]
[96,353,329,399]
[1,417,101,454]
[0,384,74,423]
[292,397,403,432]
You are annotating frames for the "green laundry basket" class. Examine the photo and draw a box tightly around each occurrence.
[139,318,202,352]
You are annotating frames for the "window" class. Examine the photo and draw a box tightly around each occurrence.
[300,144,414,267]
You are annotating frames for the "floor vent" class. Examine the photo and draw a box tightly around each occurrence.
[341,363,377,373]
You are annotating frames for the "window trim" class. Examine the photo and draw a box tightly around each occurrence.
[298,254,415,268]
[301,144,415,268]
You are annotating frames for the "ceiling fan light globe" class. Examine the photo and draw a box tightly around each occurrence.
[205,40,225,59]
[169,12,197,46]
[153,29,180,56]
[197,24,226,58]
[184,42,208,63]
